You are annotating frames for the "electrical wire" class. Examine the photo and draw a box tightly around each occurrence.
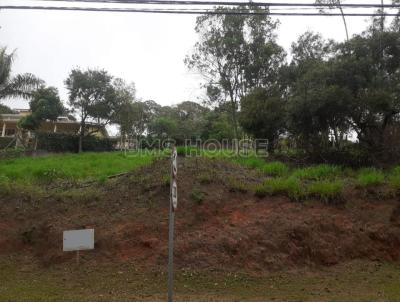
[1,5,399,16]
[24,0,400,9]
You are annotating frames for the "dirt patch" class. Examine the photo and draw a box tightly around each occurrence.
[1,157,400,272]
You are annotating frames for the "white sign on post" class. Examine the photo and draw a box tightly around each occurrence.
[63,229,94,252]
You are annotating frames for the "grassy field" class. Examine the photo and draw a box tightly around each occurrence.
[234,156,400,202]
[0,259,399,302]
[0,151,158,184]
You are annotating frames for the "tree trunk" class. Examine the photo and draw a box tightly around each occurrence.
[79,122,84,153]
[229,91,239,155]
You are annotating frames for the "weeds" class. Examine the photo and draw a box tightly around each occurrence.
[357,168,385,187]
[307,180,343,203]
[197,172,214,185]
[226,177,249,193]
[262,161,289,176]
[254,177,304,201]
[190,189,205,205]
[291,164,341,180]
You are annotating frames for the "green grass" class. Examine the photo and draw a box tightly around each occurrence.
[291,164,341,180]
[307,180,344,202]
[234,156,266,170]
[233,157,288,176]
[388,166,400,190]
[255,177,304,200]
[357,168,385,187]
[0,151,156,184]
[261,161,289,176]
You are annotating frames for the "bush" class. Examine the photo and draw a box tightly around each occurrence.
[0,137,14,149]
[357,168,385,187]
[388,166,400,190]
[309,144,373,168]
[307,180,343,202]
[262,161,289,176]
[292,164,341,180]
[36,132,117,152]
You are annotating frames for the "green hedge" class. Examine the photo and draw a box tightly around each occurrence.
[36,132,117,153]
[0,137,14,149]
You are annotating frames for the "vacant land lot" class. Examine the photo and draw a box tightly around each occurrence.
[1,152,400,301]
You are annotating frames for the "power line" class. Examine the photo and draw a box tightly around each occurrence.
[1,5,399,16]
[27,0,400,9]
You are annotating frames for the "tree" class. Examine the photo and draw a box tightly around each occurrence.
[285,32,351,152]
[240,88,286,152]
[315,0,349,41]
[0,47,43,101]
[148,116,178,140]
[0,104,13,114]
[19,87,65,149]
[185,6,285,147]
[331,28,400,153]
[65,68,123,152]
[29,86,65,121]
[112,79,136,138]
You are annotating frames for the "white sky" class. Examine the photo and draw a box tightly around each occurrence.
[0,0,395,111]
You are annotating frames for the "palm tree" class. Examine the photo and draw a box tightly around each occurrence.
[0,47,43,101]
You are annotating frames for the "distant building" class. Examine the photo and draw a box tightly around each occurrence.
[0,109,108,138]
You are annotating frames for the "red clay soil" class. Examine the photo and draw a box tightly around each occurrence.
[1,157,400,272]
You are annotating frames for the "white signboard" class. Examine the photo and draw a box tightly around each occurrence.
[63,229,94,252]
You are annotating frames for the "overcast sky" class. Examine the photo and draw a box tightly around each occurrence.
[0,0,394,110]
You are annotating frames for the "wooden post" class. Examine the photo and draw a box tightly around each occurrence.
[1,122,6,137]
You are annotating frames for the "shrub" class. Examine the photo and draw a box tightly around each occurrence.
[357,168,385,187]
[176,145,201,157]
[262,161,289,176]
[36,132,117,153]
[307,180,343,202]
[292,164,341,180]
[0,137,14,149]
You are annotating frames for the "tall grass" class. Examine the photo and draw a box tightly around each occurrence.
[357,168,385,187]
[389,166,400,190]
[262,161,289,176]
[0,151,156,184]
[307,180,343,202]
[291,164,341,180]
[254,177,304,200]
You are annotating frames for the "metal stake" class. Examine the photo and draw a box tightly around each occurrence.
[167,198,175,302]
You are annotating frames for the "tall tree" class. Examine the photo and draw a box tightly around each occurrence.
[0,47,43,101]
[65,68,123,152]
[185,6,285,146]
[240,88,286,152]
